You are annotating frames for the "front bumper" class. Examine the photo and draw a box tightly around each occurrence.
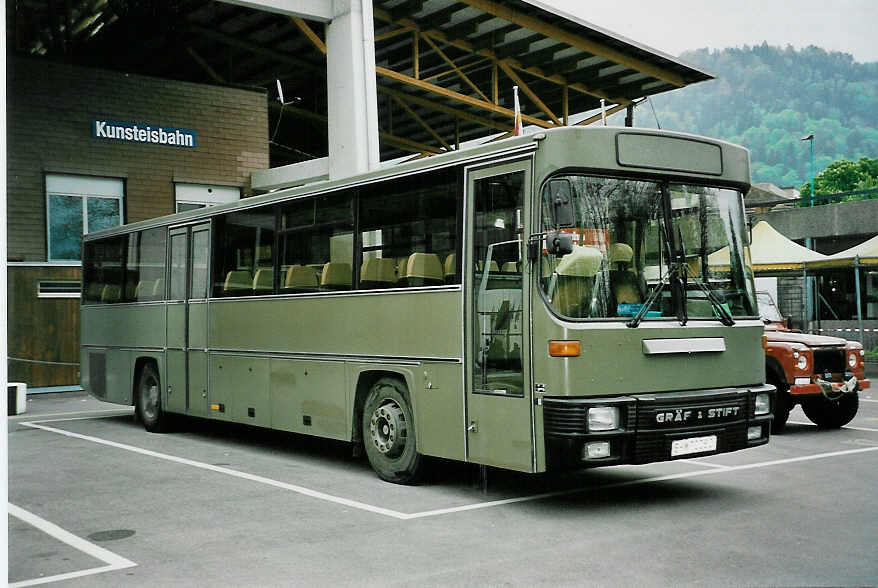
[542,384,775,470]
[789,375,871,396]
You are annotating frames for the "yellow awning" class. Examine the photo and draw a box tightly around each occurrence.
[805,234,878,269]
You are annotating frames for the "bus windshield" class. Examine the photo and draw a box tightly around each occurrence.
[540,175,757,321]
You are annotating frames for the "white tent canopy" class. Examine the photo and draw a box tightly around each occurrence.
[708,220,828,273]
[806,234,878,268]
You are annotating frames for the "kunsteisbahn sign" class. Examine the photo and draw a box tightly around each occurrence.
[93,119,197,148]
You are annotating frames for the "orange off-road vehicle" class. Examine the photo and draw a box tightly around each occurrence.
[757,291,870,432]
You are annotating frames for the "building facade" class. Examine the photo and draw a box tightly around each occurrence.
[7,57,269,388]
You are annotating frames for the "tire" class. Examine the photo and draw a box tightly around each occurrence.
[768,372,790,434]
[361,377,422,484]
[136,363,169,433]
[801,391,859,429]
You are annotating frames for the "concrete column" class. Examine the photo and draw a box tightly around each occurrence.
[326,0,380,180]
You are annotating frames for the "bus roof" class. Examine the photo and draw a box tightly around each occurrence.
[85,126,749,240]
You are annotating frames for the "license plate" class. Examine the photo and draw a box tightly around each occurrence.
[671,435,717,457]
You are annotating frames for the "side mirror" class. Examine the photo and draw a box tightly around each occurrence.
[528,231,573,261]
[544,179,575,228]
[546,231,573,257]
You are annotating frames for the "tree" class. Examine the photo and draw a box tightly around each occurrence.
[636,45,878,187]
[799,157,878,203]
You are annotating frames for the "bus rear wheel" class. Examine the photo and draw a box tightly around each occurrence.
[362,378,422,484]
[137,363,169,433]
[801,392,859,429]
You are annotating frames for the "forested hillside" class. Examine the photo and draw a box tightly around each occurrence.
[626,44,878,187]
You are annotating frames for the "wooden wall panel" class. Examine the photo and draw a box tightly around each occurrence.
[8,266,81,387]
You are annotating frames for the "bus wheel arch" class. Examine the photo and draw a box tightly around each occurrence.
[360,375,422,484]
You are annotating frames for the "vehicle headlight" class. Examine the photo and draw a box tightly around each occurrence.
[849,353,858,368]
[795,353,808,371]
[754,392,771,415]
[587,406,620,431]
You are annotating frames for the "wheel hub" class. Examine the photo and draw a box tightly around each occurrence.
[142,379,159,419]
[369,400,407,457]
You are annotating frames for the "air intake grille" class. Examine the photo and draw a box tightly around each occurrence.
[813,348,845,374]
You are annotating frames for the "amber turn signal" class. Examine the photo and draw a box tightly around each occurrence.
[549,340,581,357]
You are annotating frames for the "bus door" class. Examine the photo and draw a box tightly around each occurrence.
[166,222,211,417]
[465,161,534,472]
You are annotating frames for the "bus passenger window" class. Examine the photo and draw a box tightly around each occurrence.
[357,168,459,289]
[82,235,127,305]
[279,192,354,293]
[213,206,276,297]
[127,228,167,302]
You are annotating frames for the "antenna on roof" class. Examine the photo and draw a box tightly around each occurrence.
[276,79,285,105]
[272,79,301,143]
[647,96,662,130]
[512,86,522,136]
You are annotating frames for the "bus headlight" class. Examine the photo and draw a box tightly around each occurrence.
[754,392,770,415]
[587,407,620,431]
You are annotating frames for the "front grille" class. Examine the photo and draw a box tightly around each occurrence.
[636,394,748,429]
[542,389,763,469]
[543,403,588,436]
[543,399,635,437]
[813,348,845,374]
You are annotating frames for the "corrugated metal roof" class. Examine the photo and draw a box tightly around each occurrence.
[8,0,713,163]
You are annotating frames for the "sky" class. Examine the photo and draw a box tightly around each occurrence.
[543,0,878,63]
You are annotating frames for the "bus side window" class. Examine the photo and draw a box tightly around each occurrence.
[279,191,354,293]
[83,235,127,305]
[357,167,459,289]
[213,206,276,297]
[129,227,166,302]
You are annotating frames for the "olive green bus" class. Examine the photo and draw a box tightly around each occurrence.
[81,126,774,483]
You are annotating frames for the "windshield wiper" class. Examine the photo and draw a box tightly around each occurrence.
[675,221,734,326]
[689,277,736,326]
[626,262,681,328]
[628,187,735,328]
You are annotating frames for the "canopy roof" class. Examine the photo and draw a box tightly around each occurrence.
[8,0,713,165]
[805,234,878,269]
[708,220,828,274]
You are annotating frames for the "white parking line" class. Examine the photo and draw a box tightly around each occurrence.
[19,417,878,521]
[8,503,136,587]
[21,420,410,520]
[788,420,878,433]
[9,408,133,422]
[859,398,878,403]
[679,459,731,470]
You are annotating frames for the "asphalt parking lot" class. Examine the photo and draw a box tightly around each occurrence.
[8,367,878,587]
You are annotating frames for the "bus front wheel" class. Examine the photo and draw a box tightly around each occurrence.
[137,363,169,433]
[362,378,422,484]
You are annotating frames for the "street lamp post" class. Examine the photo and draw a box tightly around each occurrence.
[801,133,815,206]
[800,133,815,330]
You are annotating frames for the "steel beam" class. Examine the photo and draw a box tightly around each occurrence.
[217,0,333,22]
